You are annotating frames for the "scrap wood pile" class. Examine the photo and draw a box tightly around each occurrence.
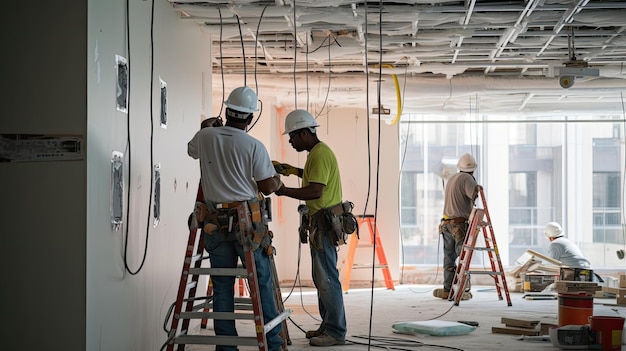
[506,250,560,292]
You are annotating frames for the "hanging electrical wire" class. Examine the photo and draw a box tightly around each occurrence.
[247,4,269,132]
[123,0,156,275]
[217,4,225,118]
[236,14,246,86]
[254,4,269,95]
[313,36,332,119]
[617,92,626,260]
[292,1,298,109]
[122,0,135,275]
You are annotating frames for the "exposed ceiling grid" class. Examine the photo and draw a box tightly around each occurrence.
[169,0,626,117]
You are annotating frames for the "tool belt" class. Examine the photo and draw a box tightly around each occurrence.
[310,201,358,247]
[199,194,273,254]
[440,217,467,224]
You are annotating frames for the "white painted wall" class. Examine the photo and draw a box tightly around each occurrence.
[87,1,211,350]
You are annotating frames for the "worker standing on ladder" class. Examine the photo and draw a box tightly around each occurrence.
[187,86,285,351]
[273,109,348,347]
[434,153,479,301]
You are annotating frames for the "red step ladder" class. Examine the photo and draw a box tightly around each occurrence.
[342,215,395,293]
[164,196,290,350]
[449,186,512,306]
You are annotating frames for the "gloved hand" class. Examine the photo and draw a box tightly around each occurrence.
[188,212,198,230]
[188,201,206,230]
[272,161,301,177]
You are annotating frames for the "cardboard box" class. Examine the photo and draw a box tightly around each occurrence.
[619,273,626,288]
[559,267,593,282]
[522,273,558,292]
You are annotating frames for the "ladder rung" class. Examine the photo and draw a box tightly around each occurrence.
[462,246,494,251]
[185,281,198,290]
[466,271,504,275]
[173,334,259,347]
[189,267,248,276]
[179,311,255,320]
[352,264,388,269]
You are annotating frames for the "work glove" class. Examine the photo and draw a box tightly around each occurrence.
[272,161,301,177]
[188,201,206,230]
[188,212,198,230]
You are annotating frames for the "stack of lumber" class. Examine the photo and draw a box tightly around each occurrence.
[491,317,541,336]
[599,273,626,305]
[555,281,601,294]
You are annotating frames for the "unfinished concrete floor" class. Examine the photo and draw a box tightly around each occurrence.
[186,284,626,350]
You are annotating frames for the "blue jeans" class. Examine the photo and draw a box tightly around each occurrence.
[442,222,469,291]
[310,230,347,340]
[204,232,283,351]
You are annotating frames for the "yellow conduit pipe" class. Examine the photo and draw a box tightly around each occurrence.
[377,64,402,125]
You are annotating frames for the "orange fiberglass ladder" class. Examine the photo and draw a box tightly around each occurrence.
[164,197,291,351]
[342,215,395,293]
[449,186,512,306]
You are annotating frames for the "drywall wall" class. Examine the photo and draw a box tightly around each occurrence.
[87,0,211,350]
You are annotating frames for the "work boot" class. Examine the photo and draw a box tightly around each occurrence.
[464,280,472,292]
[433,288,472,300]
[309,333,346,347]
[433,288,450,299]
[305,329,323,339]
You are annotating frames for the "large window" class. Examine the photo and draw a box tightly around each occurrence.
[399,117,625,269]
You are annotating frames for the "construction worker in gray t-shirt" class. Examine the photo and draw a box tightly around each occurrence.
[434,153,479,300]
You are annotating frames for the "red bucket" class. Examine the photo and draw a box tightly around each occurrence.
[588,316,625,351]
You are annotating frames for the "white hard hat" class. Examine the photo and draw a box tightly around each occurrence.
[457,153,477,172]
[283,109,320,135]
[544,222,563,239]
[224,86,259,114]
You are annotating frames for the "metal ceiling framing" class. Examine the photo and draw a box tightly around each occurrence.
[169,0,626,116]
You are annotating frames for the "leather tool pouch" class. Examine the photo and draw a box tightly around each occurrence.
[203,208,238,239]
[241,197,273,253]
[323,201,358,246]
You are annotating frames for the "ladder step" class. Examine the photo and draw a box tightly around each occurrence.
[352,264,389,269]
[179,311,255,320]
[173,334,259,347]
[462,246,494,251]
[189,267,248,276]
[466,271,505,275]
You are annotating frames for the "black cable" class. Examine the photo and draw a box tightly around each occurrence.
[236,14,246,86]
[247,5,269,133]
[122,0,133,276]
[293,1,297,108]
[313,38,332,119]
[254,4,269,96]
[123,0,155,275]
[123,0,154,275]
[217,4,225,118]
[365,2,384,349]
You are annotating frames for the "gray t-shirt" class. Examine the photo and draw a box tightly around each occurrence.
[548,237,591,268]
[443,172,478,219]
[188,126,276,203]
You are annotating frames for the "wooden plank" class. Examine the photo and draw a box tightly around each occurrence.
[501,317,540,328]
[492,326,540,336]
[526,249,562,266]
